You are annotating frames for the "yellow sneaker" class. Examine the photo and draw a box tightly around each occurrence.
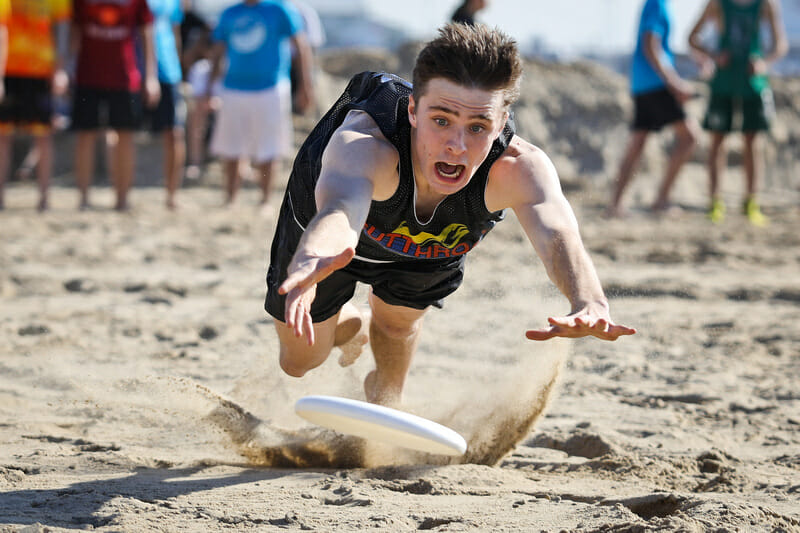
[743,198,769,227]
[708,199,726,223]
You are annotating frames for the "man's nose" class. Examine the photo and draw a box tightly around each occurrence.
[446,129,467,155]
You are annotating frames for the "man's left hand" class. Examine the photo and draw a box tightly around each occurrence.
[525,304,636,341]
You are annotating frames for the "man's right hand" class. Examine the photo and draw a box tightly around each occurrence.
[279,247,355,345]
[668,78,697,104]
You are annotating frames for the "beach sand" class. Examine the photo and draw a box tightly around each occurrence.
[1,58,799,531]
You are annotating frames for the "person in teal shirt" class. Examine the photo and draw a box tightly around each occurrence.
[689,0,788,226]
[607,0,699,219]
[145,0,185,209]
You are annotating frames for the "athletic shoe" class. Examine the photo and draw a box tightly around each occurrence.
[708,199,726,223]
[743,197,769,227]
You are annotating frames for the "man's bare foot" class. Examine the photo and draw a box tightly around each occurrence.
[37,196,49,212]
[604,205,628,219]
[651,202,682,218]
[335,305,369,367]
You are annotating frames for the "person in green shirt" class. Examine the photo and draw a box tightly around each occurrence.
[688,0,788,226]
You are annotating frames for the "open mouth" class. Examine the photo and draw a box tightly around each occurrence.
[435,162,465,181]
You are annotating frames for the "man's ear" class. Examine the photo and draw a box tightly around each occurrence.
[408,96,417,128]
[498,109,510,134]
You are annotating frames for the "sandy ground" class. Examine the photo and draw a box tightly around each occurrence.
[2,51,800,533]
[1,149,798,532]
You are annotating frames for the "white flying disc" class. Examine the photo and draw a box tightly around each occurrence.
[295,395,467,456]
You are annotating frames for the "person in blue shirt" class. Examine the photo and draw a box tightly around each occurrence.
[205,0,313,208]
[607,0,699,218]
[145,0,185,209]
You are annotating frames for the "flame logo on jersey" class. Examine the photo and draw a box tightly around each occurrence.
[392,222,470,248]
[363,221,482,259]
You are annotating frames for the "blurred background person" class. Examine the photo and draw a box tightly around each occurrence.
[71,0,161,211]
[180,0,214,181]
[205,0,312,208]
[0,0,70,211]
[287,0,324,116]
[144,0,186,209]
[607,0,699,218]
[688,0,788,226]
[450,0,487,25]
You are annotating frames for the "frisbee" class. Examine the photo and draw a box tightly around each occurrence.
[294,395,467,456]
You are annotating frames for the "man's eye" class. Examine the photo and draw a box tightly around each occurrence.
[435,118,447,126]
[470,124,485,133]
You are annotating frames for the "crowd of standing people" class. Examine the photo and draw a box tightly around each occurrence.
[608,0,787,226]
[0,0,318,212]
[0,0,790,224]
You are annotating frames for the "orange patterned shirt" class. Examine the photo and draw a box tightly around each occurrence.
[6,0,71,78]
[0,0,9,25]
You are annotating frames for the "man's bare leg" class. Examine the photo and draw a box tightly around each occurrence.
[223,158,240,205]
[335,301,369,367]
[276,313,339,377]
[708,132,727,202]
[34,133,53,211]
[276,303,368,377]
[652,119,698,212]
[607,130,648,218]
[75,130,98,209]
[0,133,10,209]
[742,132,761,198]
[164,126,186,209]
[363,292,426,406]
[255,158,277,206]
[113,131,135,211]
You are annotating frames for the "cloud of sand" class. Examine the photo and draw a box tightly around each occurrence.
[49,284,568,469]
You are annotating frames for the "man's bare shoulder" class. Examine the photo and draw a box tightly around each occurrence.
[496,136,548,165]
[487,136,561,210]
[331,110,388,149]
[322,110,400,200]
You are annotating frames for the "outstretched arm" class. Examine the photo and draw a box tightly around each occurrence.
[278,110,399,344]
[489,139,635,341]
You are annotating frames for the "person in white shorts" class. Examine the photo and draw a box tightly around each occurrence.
[205,0,312,206]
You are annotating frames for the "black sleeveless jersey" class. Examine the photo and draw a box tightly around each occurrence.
[281,71,515,267]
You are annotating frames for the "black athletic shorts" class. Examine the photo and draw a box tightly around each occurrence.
[142,82,186,132]
[702,91,773,133]
[71,87,143,130]
[0,76,53,127]
[632,87,685,131]
[264,212,466,323]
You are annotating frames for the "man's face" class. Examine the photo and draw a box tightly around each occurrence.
[408,78,508,197]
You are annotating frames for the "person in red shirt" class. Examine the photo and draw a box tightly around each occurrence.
[71,0,160,211]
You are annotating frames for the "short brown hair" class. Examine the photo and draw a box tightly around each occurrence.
[412,23,522,107]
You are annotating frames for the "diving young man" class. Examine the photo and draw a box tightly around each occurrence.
[265,23,635,406]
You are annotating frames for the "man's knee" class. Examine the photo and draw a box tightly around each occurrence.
[279,351,309,377]
[277,339,331,377]
[369,311,422,341]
